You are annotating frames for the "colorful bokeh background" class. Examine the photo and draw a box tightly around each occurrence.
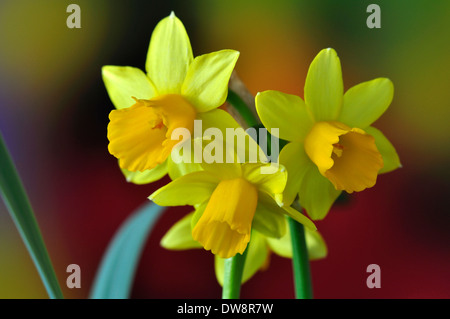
[0,0,449,298]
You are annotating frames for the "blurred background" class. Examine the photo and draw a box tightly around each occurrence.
[0,0,449,298]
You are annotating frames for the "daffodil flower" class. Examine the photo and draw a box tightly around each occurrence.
[149,161,316,259]
[256,48,401,220]
[160,213,326,285]
[102,12,240,183]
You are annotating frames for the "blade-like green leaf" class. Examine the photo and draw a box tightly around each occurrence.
[0,132,63,299]
[89,202,165,299]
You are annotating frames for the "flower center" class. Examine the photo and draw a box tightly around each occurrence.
[192,177,258,258]
[107,94,196,172]
[304,121,384,193]
[332,143,344,158]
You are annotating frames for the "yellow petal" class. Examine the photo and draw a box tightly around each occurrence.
[121,160,167,185]
[191,201,208,230]
[198,108,241,132]
[340,78,394,129]
[298,163,342,220]
[242,163,287,195]
[266,223,292,258]
[282,206,317,231]
[149,171,220,206]
[364,126,401,174]
[253,191,287,238]
[182,50,240,112]
[150,94,197,154]
[256,190,316,231]
[304,48,343,121]
[324,129,384,193]
[278,141,311,206]
[267,218,327,260]
[199,109,268,165]
[304,121,349,176]
[197,108,245,172]
[304,121,384,193]
[266,224,292,258]
[304,228,328,260]
[278,140,341,219]
[102,66,157,109]
[107,102,168,172]
[194,137,242,181]
[190,128,244,181]
[167,154,203,181]
[145,12,193,94]
[107,94,196,172]
[240,231,269,284]
[192,178,258,258]
[160,212,202,250]
[255,90,314,142]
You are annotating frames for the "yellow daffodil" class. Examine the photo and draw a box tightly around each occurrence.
[102,12,240,183]
[256,48,401,220]
[149,161,316,259]
[160,213,326,285]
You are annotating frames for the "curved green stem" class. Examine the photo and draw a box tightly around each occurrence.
[222,249,248,299]
[288,216,313,299]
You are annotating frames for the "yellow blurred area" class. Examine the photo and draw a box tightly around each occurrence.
[0,0,112,104]
[0,220,47,298]
[198,1,311,95]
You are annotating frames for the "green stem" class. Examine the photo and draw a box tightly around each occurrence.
[220,89,256,300]
[227,88,314,299]
[288,215,313,299]
[0,132,63,299]
[222,249,248,299]
[226,90,259,128]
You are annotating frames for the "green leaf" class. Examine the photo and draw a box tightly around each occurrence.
[89,201,166,299]
[0,133,63,299]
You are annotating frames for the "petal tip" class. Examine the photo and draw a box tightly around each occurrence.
[323,47,337,55]
[101,65,110,73]
[148,193,156,201]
